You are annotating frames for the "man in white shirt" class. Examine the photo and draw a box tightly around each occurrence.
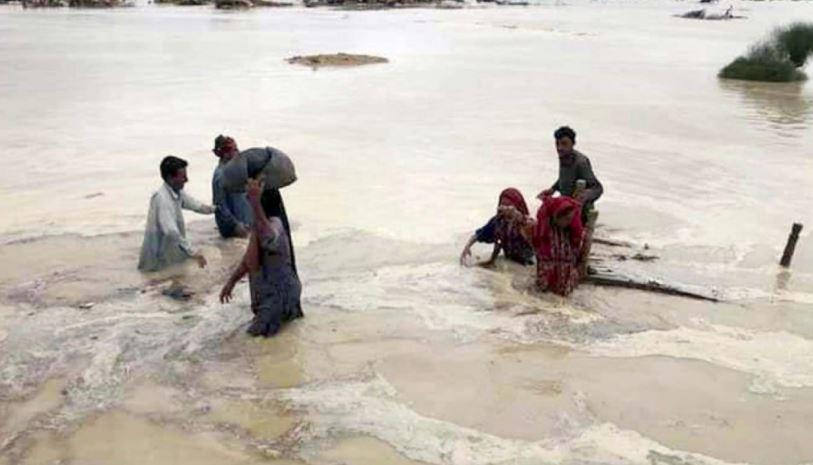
[138,156,215,272]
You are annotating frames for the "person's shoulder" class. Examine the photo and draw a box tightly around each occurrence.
[151,185,168,200]
[574,150,593,166]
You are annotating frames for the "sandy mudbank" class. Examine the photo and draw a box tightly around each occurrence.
[286,53,388,68]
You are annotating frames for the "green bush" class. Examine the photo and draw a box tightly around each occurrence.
[774,22,813,68]
[719,22,813,82]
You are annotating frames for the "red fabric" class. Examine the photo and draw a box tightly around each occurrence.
[498,188,529,216]
[533,196,584,255]
[533,197,585,296]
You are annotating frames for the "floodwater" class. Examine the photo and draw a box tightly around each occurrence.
[1,0,812,464]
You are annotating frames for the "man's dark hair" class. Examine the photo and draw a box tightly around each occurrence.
[554,126,576,143]
[160,156,188,181]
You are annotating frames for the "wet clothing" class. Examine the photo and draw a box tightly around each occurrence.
[475,216,535,265]
[212,162,253,238]
[247,217,303,337]
[533,197,585,296]
[474,188,535,265]
[138,183,214,271]
[549,150,603,219]
[261,188,298,276]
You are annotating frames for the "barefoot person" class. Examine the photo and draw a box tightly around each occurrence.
[220,179,302,337]
[138,156,214,272]
[460,188,535,267]
[538,126,603,222]
[212,135,252,239]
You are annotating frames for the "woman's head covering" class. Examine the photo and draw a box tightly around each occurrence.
[534,196,584,253]
[220,147,297,194]
[260,188,297,275]
[498,188,529,216]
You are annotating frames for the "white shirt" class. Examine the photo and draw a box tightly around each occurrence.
[138,183,214,272]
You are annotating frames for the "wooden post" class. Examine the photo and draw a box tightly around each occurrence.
[780,223,803,268]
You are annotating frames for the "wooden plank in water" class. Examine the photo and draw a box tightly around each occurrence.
[584,273,720,302]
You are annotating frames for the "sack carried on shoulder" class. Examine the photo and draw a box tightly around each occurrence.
[221,146,297,193]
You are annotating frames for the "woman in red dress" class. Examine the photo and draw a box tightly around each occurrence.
[531,196,586,296]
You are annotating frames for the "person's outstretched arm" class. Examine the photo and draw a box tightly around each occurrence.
[181,190,215,215]
[220,259,248,304]
[460,234,478,265]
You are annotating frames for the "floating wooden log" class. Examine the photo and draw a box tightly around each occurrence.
[584,273,720,302]
[780,223,803,268]
[592,237,632,248]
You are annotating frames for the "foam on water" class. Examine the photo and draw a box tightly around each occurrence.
[584,321,813,392]
[0,290,251,418]
[304,260,602,343]
[278,376,741,465]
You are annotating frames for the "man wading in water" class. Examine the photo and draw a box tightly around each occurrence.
[138,156,215,272]
[538,126,603,222]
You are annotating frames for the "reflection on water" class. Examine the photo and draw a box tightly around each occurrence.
[719,79,813,137]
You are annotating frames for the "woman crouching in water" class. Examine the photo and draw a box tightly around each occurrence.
[220,179,303,337]
[530,196,585,296]
[473,192,586,296]
[460,188,535,267]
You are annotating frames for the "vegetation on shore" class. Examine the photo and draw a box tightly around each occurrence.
[720,22,813,82]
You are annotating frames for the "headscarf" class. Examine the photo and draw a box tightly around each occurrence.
[243,188,297,276]
[533,196,584,256]
[498,188,529,216]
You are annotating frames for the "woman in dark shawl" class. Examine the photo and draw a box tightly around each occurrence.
[220,180,302,337]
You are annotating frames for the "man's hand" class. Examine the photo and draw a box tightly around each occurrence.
[537,188,554,201]
[193,253,207,269]
[246,178,263,204]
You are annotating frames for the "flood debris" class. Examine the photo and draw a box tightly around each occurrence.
[677,6,743,20]
[215,0,251,8]
[780,223,804,267]
[495,0,529,5]
[21,0,67,7]
[252,0,293,6]
[304,0,459,10]
[286,53,388,68]
[156,0,211,5]
[584,272,720,302]
[162,282,194,301]
[68,0,132,7]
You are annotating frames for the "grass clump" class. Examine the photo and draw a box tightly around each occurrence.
[719,22,813,82]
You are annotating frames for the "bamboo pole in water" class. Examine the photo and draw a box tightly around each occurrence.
[780,223,804,267]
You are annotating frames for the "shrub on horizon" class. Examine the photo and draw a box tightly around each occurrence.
[719,22,813,82]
